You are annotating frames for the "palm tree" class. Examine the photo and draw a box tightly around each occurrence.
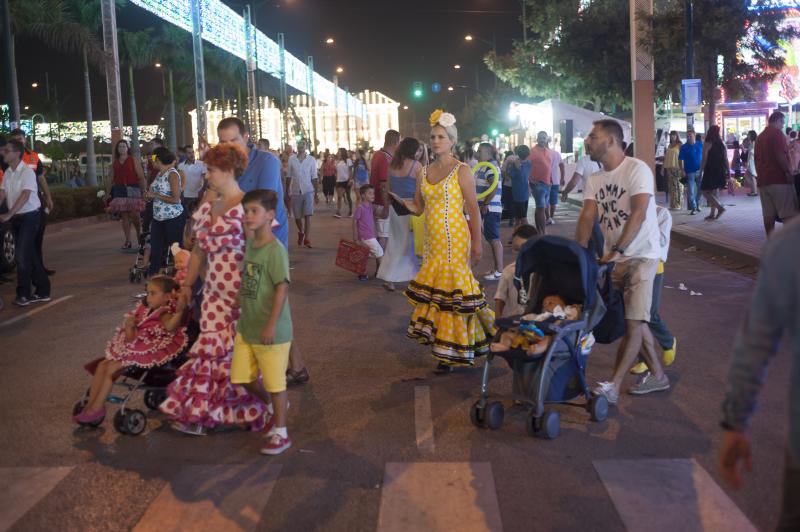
[9,0,105,185]
[119,29,155,157]
[156,26,193,153]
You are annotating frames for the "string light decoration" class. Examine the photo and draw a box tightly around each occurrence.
[130,0,364,118]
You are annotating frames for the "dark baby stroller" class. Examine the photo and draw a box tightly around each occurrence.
[470,235,608,439]
[73,320,198,435]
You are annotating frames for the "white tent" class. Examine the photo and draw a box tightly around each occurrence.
[508,99,632,152]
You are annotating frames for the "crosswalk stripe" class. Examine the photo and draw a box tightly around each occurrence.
[133,463,282,532]
[377,462,503,532]
[594,458,757,532]
[414,386,435,454]
[0,466,74,531]
[0,295,74,328]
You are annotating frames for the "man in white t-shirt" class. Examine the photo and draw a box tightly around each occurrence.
[178,146,206,214]
[0,139,51,306]
[561,152,602,202]
[575,119,668,404]
[547,145,565,225]
[287,140,319,247]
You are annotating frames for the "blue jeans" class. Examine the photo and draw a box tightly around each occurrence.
[685,171,701,210]
[148,215,186,275]
[11,211,50,299]
[530,181,550,209]
[648,272,674,350]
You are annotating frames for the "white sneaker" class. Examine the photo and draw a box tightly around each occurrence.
[592,381,619,405]
[483,271,502,281]
[546,218,555,226]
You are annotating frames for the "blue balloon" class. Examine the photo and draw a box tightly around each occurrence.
[431,82,441,93]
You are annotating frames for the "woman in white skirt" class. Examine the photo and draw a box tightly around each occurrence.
[377,138,423,291]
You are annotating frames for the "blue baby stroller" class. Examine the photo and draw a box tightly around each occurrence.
[470,235,609,439]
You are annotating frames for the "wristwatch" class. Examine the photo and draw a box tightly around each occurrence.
[611,244,626,255]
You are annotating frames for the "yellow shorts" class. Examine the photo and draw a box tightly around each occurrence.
[230,333,291,393]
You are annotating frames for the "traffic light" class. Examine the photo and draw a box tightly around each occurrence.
[412,81,423,99]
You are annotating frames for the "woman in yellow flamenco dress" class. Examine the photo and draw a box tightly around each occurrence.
[392,110,496,372]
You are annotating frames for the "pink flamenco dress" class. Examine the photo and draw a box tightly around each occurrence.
[105,300,188,367]
[159,202,267,432]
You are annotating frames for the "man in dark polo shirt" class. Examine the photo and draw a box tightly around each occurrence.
[755,111,799,235]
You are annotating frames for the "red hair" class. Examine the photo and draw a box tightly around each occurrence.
[204,142,249,177]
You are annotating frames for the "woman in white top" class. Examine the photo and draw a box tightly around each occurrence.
[334,148,353,218]
[377,138,423,290]
[743,130,758,196]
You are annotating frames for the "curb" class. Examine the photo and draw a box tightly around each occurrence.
[47,214,113,234]
[563,196,761,268]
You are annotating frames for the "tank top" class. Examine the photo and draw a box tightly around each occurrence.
[113,156,140,187]
[389,161,417,199]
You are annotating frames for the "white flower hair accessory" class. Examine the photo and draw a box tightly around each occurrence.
[438,112,456,128]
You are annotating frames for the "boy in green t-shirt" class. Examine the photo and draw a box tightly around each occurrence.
[231,189,294,455]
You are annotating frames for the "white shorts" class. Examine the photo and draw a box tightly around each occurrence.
[375,218,390,238]
[361,238,384,259]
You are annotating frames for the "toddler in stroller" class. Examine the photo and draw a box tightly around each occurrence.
[471,235,608,439]
[73,275,191,435]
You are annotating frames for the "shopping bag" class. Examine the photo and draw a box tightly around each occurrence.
[335,239,370,275]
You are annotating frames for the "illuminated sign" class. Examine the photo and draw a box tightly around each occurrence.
[129,0,364,118]
[747,0,800,11]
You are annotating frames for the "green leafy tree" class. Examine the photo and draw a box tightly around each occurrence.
[459,87,520,141]
[488,0,797,115]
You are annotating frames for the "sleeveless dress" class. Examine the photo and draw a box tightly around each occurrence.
[108,156,146,213]
[160,202,267,430]
[105,300,188,368]
[405,163,496,366]
[377,161,421,283]
[701,142,727,191]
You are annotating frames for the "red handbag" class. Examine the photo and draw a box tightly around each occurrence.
[335,239,370,275]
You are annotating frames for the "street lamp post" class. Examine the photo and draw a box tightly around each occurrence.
[464,32,497,89]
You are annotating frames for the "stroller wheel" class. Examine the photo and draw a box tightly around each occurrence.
[129,271,135,283]
[119,409,147,436]
[144,390,167,410]
[113,410,128,434]
[539,410,560,440]
[589,395,609,422]
[484,402,505,430]
[470,401,486,428]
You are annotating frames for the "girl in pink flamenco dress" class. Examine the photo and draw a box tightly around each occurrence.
[160,201,267,435]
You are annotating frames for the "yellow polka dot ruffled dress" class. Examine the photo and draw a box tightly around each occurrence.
[405,162,496,366]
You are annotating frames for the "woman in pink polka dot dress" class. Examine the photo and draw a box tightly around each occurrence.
[160,143,266,436]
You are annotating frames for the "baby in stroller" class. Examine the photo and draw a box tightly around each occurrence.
[73,275,188,429]
[471,235,607,439]
[491,295,583,356]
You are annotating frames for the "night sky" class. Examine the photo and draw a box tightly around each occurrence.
[6,0,525,125]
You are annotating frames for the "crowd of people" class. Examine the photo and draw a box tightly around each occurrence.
[2,106,799,526]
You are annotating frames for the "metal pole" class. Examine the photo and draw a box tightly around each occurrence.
[685,0,694,131]
[243,6,257,137]
[630,0,655,172]
[278,33,288,150]
[1,0,20,127]
[334,75,340,148]
[345,86,351,149]
[307,56,317,151]
[493,32,498,90]
[101,0,124,145]
[191,0,207,146]
[251,3,262,141]
[167,70,177,153]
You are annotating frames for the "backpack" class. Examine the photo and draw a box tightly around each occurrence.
[593,264,626,344]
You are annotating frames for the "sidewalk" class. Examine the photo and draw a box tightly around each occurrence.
[565,189,769,265]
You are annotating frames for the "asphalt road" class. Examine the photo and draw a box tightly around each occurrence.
[0,202,789,531]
